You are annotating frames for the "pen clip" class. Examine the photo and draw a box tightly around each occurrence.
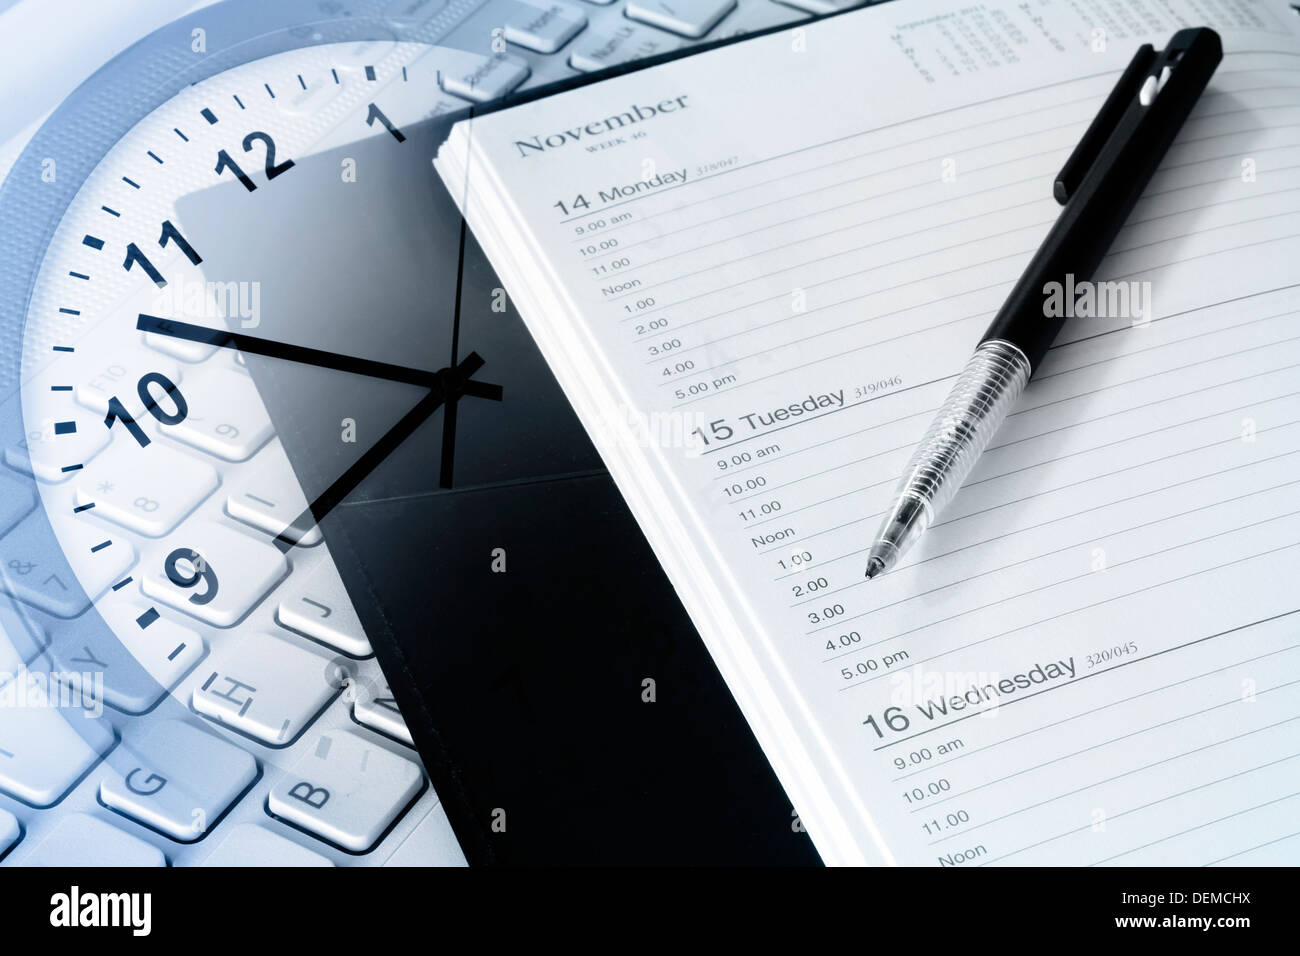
[1054,28,1223,205]
[1053,44,1156,204]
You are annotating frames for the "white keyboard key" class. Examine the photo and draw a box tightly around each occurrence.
[439,49,531,102]
[503,0,587,53]
[76,439,218,536]
[144,328,216,363]
[202,824,333,867]
[18,813,165,867]
[772,0,862,13]
[51,603,205,714]
[715,0,809,38]
[6,406,111,483]
[100,719,258,842]
[0,689,114,806]
[353,680,412,746]
[193,631,342,745]
[625,0,737,37]
[269,729,422,852]
[0,509,134,618]
[75,352,183,418]
[569,22,682,72]
[0,808,17,858]
[141,520,288,627]
[0,595,46,672]
[225,441,321,546]
[159,366,273,461]
[277,560,371,657]
[0,468,36,537]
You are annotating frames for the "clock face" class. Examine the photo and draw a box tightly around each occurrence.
[6,36,477,716]
[0,2,607,860]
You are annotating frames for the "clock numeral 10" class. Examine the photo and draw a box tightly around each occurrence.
[123,220,202,288]
[104,372,188,448]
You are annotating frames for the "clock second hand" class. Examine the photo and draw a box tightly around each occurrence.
[136,312,502,551]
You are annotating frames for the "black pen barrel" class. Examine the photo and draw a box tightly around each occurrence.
[979,27,1223,371]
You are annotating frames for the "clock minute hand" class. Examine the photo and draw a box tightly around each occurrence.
[135,313,500,552]
[136,313,440,388]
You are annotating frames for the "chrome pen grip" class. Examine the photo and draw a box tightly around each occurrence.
[867,340,1031,575]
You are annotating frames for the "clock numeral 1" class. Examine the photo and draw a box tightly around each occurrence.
[123,219,202,288]
[366,103,407,143]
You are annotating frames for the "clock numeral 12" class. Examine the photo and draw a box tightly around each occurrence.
[215,130,296,192]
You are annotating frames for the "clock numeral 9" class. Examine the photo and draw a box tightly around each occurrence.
[215,130,296,192]
[103,371,188,448]
[164,547,219,605]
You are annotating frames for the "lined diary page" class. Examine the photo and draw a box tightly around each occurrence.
[437,0,1300,865]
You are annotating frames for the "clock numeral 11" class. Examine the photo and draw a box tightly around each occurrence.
[123,220,202,288]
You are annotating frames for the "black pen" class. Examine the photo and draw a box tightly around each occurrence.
[865,27,1224,579]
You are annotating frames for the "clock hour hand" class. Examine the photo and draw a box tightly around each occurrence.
[136,313,501,551]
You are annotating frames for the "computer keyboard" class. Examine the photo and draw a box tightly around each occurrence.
[0,0,871,867]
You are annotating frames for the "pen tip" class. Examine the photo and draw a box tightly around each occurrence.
[865,556,886,579]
